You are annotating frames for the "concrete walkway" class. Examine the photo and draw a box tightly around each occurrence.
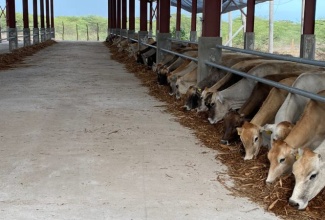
[0,41,278,220]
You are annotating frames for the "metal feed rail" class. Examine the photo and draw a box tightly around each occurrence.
[205,60,325,103]
[160,48,198,62]
[216,45,325,68]
[168,38,198,45]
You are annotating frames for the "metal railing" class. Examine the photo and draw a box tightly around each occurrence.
[110,31,325,103]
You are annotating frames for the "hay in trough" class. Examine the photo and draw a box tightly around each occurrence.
[105,41,325,220]
[0,40,57,70]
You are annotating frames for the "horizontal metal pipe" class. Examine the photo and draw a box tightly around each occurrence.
[216,45,325,68]
[168,38,198,45]
[205,60,325,103]
[160,48,198,62]
[141,42,157,49]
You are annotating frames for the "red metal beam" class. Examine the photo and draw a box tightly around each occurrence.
[140,0,147,31]
[159,0,170,33]
[116,0,121,29]
[6,0,16,28]
[129,0,135,30]
[40,0,45,28]
[191,0,197,31]
[50,0,54,28]
[46,0,50,28]
[303,0,316,34]
[122,0,126,29]
[202,0,221,37]
[176,0,181,31]
[33,0,38,28]
[246,0,255,32]
[23,0,29,28]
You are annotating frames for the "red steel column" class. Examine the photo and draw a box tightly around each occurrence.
[40,0,45,28]
[202,0,221,37]
[111,0,116,29]
[303,0,316,34]
[176,0,181,31]
[116,0,121,29]
[23,0,29,29]
[50,0,54,29]
[159,0,170,33]
[191,0,197,32]
[45,0,50,28]
[246,0,255,33]
[129,0,135,30]
[140,0,147,31]
[149,1,153,32]
[156,0,159,31]
[7,0,15,28]
[121,0,126,29]
[33,0,38,28]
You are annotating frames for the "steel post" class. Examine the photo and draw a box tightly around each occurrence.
[23,28,31,46]
[156,33,171,63]
[9,28,18,51]
[40,28,46,42]
[190,31,197,42]
[244,32,255,50]
[50,0,55,38]
[33,28,40,44]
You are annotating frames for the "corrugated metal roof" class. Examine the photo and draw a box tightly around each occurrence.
[170,0,270,14]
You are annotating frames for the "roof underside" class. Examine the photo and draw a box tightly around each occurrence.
[170,0,271,14]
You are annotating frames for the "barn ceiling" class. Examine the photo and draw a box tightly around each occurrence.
[170,0,271,14]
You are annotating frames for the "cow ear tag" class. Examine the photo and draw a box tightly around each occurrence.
[265,130,272,135]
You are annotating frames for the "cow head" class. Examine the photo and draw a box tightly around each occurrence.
[208,93,229,124]
[289,148,325,210]
[184,86,201,110]
[167,75,178,96]
[237,121,263,160]
[221,110,246,145]
[136,51,144,64]
[263,121,294,144]
[196,88,211,112]
[266,140,297,184]
[157,66,168,85]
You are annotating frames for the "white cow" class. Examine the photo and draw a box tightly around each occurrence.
[208,61,315,124]
[266,90,325,183]
[236,77,297,160]
[264,71,325,143]
[289,139,325,210]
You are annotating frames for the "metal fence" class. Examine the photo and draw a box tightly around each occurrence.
[114,32,325,103]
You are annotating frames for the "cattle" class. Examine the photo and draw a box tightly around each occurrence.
[175,67,198,99]
[221,74,299,145]
[266,90,325,183]
[168,61,197,96]
[185,54,265,111]
[157,50,198,86]
[136,41,157,64]
[289,139,325,210]
[264,71,325,143]
[208,61,320,124]
[236,77,297,160]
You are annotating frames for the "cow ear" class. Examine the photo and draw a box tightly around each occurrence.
[217,95,224,104]
[237,127,242,136]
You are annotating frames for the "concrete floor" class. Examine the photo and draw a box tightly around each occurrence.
[0,41,278,220]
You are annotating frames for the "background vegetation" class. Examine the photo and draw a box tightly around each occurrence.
[1,13,324,59]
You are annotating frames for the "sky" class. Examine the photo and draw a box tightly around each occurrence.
[0,0,324,22]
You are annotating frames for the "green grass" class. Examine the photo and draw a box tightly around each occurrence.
[1,13,324,58]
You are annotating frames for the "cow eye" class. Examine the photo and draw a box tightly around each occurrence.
[254,136,259,143]
[279,158,285,163]
[210,102,215,107]
[310,173,317,180]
